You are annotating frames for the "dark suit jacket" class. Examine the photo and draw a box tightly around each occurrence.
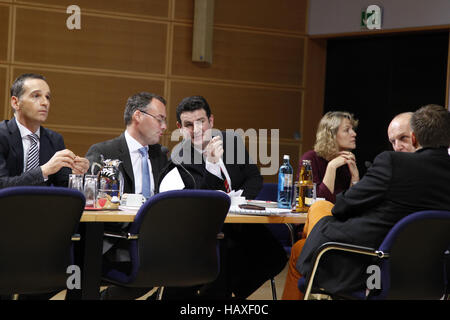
[297,147,450,295]
[85,133,169,258]
[165,131,263,199]
[85,133,169,194]
[161,132,286,298]
[0,118,70,188]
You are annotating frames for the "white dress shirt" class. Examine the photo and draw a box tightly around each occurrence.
[205,157,232,192]
[124,130,154,196]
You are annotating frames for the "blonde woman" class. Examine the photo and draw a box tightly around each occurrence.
[282,111,360,299]
[301,111,360,202]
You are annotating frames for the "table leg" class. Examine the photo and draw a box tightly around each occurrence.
[81,222,104,299]
[67,222,104,300]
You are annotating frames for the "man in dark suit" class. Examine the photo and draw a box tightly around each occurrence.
[0,73,90,300]
[161,95,287,299]
[85,92,169,299]
[387,112,416,153]
[0,73,90,188]
[296,104,450,296]
[86,92,168,195]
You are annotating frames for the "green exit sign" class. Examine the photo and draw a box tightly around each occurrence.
[361,5,382,30]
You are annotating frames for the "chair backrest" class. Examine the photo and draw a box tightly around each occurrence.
[106,190,230,287]
[376,210,450,299]
[0,186,85,295]
[255,183,278,202]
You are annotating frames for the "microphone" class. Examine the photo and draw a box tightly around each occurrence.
[168,140,197,190]
[171,156,197,190]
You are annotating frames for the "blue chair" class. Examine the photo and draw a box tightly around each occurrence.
[256,183,298,300]
[0,186,85,298]
[102,190,230,298]
[299,210,450,300]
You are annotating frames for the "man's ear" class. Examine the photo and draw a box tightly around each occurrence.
[176,121,181,129]
[11,96,20,113]
[208,114,214,127]
[132,110,143,124]
[411,132,419,148]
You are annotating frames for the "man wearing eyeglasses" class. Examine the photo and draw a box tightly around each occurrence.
[85,92,169,299]
[86,92,168,197]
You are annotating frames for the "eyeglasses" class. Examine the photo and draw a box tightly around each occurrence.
[140,110,167,125]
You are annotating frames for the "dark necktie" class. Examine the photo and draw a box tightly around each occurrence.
[26,133,39,172]
[221,168,231,193]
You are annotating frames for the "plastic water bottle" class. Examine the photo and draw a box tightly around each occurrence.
[277,155,293,208]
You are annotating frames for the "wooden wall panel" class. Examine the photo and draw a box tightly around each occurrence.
[13,68,166,130]
[302,38,327,153]
[174,0,307,34]
[257,142,300,183]
[447,31,450,109]
[60,131,119,158]
[172,25,305,86]
[3,1,311,183]
[17,0,169,18]
[169,80,302,139]
[0,5,9,62]
[15,7,168,74]
[0,65,7,119]
[274,143,301,181]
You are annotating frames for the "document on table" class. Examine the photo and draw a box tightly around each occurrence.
[159,167,185,192]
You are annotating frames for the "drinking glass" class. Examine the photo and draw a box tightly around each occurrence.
[83,174,97,208]
[68,174,84,192]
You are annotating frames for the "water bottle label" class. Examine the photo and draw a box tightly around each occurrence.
[284,174,293,187]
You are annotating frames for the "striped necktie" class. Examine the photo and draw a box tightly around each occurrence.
[26,133,40,172]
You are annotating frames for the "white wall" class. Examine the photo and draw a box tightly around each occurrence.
[308,0,450,35]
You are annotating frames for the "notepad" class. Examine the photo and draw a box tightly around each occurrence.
[228,205,293,216]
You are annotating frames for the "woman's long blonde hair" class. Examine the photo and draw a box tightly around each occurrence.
[314,111,358,160]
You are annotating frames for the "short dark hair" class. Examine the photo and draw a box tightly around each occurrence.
[176,96,212,123]
[411,104,450,148]
[10,73,47,98]
[123,92,166,126]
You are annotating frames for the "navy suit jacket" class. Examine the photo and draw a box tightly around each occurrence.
[0,118,70,188]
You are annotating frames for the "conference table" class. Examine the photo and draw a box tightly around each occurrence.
[80,208,307,223]
[74,207,307,299]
